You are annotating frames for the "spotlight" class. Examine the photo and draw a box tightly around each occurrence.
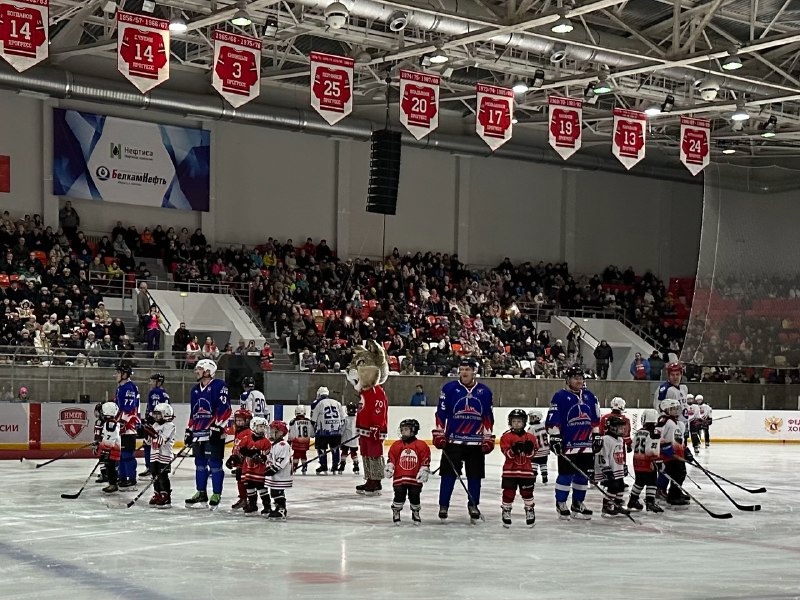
[142,0,156,13]
[722,148,736,155]
[531,68,545,88]
[264,15,278,36]
[428,44,449,65]
[722,52,743,71]
[661,93,674,113]
[644,104,661,117]
[760,115,777,138]
[169,16,188,33]
[551,12,574,34]
[512,80,529,94]
[583,81,596,99]
[731,103,749,122]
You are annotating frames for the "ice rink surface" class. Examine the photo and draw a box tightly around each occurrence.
[0,445,798,600]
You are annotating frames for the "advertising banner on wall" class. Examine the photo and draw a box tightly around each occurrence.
[310,52,353,126]
[0,403,28,446]
[399,70,439,140]
[52,108,210,211]
[0,0,48,72]
[612,108,647,170]
[476,83,513,151]
[117,10,170,94]
[548,96,582,160]
[212,30,261,108]
[40,403,94,445]
[679,116,711,176]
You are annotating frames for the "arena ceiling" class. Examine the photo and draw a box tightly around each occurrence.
[40,0,800,159]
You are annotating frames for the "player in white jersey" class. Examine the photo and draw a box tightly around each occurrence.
[696,395,712,448]
[654,362,690,429]
[597,415,627,517]
[337,402,360,474]
[687,395,702,453]
[657,398,690,507]
[264,420,293,520]
[526,410,549,484]
[311,388,345,475]
[240,377,271,421]
[141,403,176,508]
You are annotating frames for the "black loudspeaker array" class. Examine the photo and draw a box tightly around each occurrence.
[367,129,402,215]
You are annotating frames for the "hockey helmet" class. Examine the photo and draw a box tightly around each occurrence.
[195,359,218,378]
[346,402,358,416]
[660,398,681,417]
[234,409,252,427]
[610,397,626,411]
[695,394,705,404]
[242,376,255,389]
[399,418,420,438]
[640,409,659,427]
[666,361,683,375]
[294,404,307,416]
[149,372,165,386]
[316,386,330,399]
[101,401,119,420]
[250,416,269,436]
[528,409,542,423]
[508,409,528,429]
[270,420,289,439]
[153,402,173,421]
[115,362,133,378]
[607,415,626,436]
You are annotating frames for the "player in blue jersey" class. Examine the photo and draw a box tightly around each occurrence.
[433,358,495,524]
[546,366,601,520]
[184,359,232,509]
[140,373,170,478]
[114,362,141,489]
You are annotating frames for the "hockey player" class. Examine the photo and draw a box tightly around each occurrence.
[433,358,495,523]
[114,362,140,489]
[240,376,270,421]
[184,359,231,509]
[386,419,431,525]
[658,398,690,506]
[264,420,293,520]
[627,409,663,513]
[697,395,712,448]
[93,402,109,484]
[98,402,122,494]
[546,366,601,520]
[226,408,252,509]
[239,416,273,515]
[141,402,176,508]
[600,397,632,451]
[687,395,702,453]
[527,410,549,484]
[288,405,314,475]
[311,387,345,475]
[654,362,691,497]
[597,415,628,517]
[337,402,359,474]
[140,372,170,478]
[500,409,538,528]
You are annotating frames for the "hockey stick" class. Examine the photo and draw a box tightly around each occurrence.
[21,443,94,469]
[439,446,485,522]
[690,466,766,494]
[682,458,761,511]
[712,415,731,421]
[120,446,193,509]
[685,472,702,490]
[557,453,638,524]
[173,437,235,475]
[299,435,360,470]
[60,461,103,500]
[660,470,732,519]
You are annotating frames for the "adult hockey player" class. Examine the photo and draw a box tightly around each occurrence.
[185,359,231,509]
[240,376,270,421]
[114,362,140,489]
[311,387,345,475]
[433,358,495,523]
[546,366,600,520]
[140,372,170,478]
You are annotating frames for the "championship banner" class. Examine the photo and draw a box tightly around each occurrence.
[680,116,711,176]
[0,0,48,72]
[310,52,353,126]
[399,70,439,140]
[212,30,261,108]
[117,10,169,94]
[612,107,647,170]
[548,96,582,160]
[52,108,210,211]
[476,83,513,151]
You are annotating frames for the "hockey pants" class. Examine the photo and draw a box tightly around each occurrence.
[193,439,225,495]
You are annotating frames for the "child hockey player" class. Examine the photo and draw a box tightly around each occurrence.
[687,395,702,454]
[658,398,690,507]
[264,420,293,520]
[527,410,549,484]
[225,409,252,509]
[140,373,170,478]
[697,395,712,448]
[627,409,663,513]
[141,402,176,508]
[597,415,628,517]
[239,416,273,515]
[93,402,108,484]
[385,419,430,525]
[98,402,122,494]
[600,397,632,451]
[288,405,314,475]
[500,409,538,528]
[337,402,360,474]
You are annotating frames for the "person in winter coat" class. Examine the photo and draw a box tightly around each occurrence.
[630,353,650,380]
[593,340,614,380]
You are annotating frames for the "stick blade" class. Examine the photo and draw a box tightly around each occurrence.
[60,493,82,500]
[19,458,38,470]
[712,512,734,519]
[752,488,767,494]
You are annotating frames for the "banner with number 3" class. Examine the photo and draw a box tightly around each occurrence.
[548,96,582,160]
[0,0,48,72]
[117,10,170,94]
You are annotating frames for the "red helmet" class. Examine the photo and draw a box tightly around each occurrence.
[666,362,683,374]
[270,420,289,437]
[234,409,252,423]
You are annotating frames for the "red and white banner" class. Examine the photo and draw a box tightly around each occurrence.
[0,0,48,72]
[548,96,582,160]
[399,70,439,140]
[310,52,353,126]
[476,83,513,151]
[117,10,170,94]
[679,116,711,176]
[212,30,261,108]
[612,107,647,170]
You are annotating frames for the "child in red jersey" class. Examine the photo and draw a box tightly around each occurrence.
[288,405,314,475]
[225,409,252,510]
[238,416,272,516]
[500,409,538,528]
[385,419,430,526]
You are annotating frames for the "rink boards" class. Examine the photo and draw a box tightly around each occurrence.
[1,403,800,459]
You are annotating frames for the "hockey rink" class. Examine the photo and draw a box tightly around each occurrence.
[0,445,798,600]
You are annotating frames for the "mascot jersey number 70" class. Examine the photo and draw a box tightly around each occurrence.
[346,340,389,496]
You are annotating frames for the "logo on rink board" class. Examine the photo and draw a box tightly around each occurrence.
[764,416,783,434]
[57,408,88,439]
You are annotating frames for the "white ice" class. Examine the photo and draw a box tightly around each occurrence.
[0,445,798,600]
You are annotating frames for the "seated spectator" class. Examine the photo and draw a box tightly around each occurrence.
[107,260,124,280]
[139,227,157,257]
[201,336,220,360]
[112,234,130,257]
[186,335,201,369]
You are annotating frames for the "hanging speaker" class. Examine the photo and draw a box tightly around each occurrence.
[367,129,402,215]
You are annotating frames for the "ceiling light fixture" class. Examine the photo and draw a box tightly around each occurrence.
[593,77,613,95]
[512,80,529,94]
[731,103,749,121]
[231,6,252,27]
[264,15,278,36]
[169,16,188,33]
[644,104,661,117]
[583,81,596,99]
[760,115,777,138]
[551,11,574,34]
[722,148,736,154]
[661,93,675,113]
[428,44,449,64]
[722,52,743,71]
[531,68,545,88]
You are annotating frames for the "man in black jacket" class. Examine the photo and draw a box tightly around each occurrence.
[593,340,614,380]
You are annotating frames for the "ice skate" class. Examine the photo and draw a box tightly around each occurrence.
[467,503,483,524]
[119,480,137,491]
[185,491,209,508]
[411,506,421,525]
[524,506,536,528]
[438,505,449,522]
[208,493,221,510]
[156,492,172,509]
[148,492,160,506]
[556,501,571,520]
[102,483,118,494]
[602,499,623,518]
[646,499,664,513]
[243,496,259,516]
[353,463,360,475]
[627,496,644,511]
[316,465,328,476]
[231,497,247,510]
[392,504,402,525]
[571,501,592,520]
[355,483,366,495]
[501,505,512,528]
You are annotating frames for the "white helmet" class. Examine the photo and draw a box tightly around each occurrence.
[640,409,659,426]
[250,416,269,435]
[528,410,542,422]
[687,393,695,404]
[101,401,119,419]
[610,397,626,411]
[695,394,704,404]
[153,402,173,420]
[316,386,329,398]
[660,398,680,416]
[295,404,307,416]
[195,359,217,378]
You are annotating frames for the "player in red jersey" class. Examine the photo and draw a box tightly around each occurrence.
[385,419,430,525]
[225,408,252,510]
[238,416,273,515]
[599,397,632,451]
[500,409,538,528]
[627,409,663,513]
[288,405,314,475]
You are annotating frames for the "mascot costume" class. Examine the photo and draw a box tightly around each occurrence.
[346,340,389,496]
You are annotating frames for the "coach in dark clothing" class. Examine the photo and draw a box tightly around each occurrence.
[594,340,614,380]
[648,351,665,381]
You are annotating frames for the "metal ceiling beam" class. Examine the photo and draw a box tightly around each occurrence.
[599,9,666,57]
[645,0,791,37]
[679,0,728,54]
[758,0,791,39]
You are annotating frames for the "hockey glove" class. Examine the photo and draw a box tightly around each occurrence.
[416,466,430,484]
[592,434,603,454]
[90,441,99,455]
[135,425,145,439]
[225,455,242,470]
[684,446,695,464]
[626,441,633,453]
[549,435,563,455]
[432,429,447,450]
[624,464,629,478]
[654,460,665,472]
[384,462,395,479]
[511,441,525,455]
[707,418,712,426]
[100,449,110,461]
[265,465,278,476]
[145,414,156,425]
[522,439,535,455]
[239,446,255,458]
[481,434,496,454]
[209,424,224,443]
[183,429,194,447]
[141,424,157,440]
